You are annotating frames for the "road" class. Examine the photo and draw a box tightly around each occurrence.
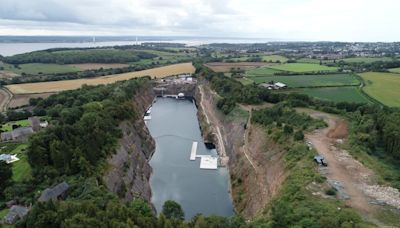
[303,109,400,225]
[0,87,12,112]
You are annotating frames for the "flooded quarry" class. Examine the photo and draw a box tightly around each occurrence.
[146,97,234,219]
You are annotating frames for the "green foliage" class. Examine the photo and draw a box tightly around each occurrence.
[294,87,372,104]
[294,130,304,141]
[0,161,12,198]
[162,200,185,221]
[252,104,322,131]
[27,78,146,181]
[5,48,156,64]
[325,187,337,196]
[6,109,32,121]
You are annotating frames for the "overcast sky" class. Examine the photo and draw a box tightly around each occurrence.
[0,0,398,41]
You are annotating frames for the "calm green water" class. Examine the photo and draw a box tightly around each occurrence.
[147,98,234,219]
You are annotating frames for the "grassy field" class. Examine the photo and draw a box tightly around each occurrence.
[0,143,31,182]
[6,62,196,94]
[247,74,360,87]
[359,72,400,107]
[246,66,282,76]
[1,119,30,132]
[2,63,81,75]
[204,62,269,72]
[227,54,288,63]
[268,63,338,73]
[388,67,400,73]
[236,77,254,85]
[343,57,395,63]
[67,63,129,70]
[296,58,336,64]
[291,87,372,103]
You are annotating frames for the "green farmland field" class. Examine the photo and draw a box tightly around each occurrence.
[268,63,338,73]
[2,63,81,75]
[388,67,400,73]
[248,74,360,87]
[359,72,400,107]
[246,67,282,76]
[227,54,288,63]
[296,58,336,64]
[291,87,372,103]
[342,57,395,63]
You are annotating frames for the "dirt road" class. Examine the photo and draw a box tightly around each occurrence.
[303,109,400,224]
[0,88,12,112]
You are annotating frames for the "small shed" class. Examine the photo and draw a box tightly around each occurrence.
[274,82,287,89]
[29,117,41,132]
[38,181,70,202]
[3,205,29,224]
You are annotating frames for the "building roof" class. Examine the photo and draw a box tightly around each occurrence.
[1,132,12,141]
[11,126,34,139]
[3,205,29,224]
[38,181,69,202]
[274,82,287,88]
[0,154,19,164]
[29,116,41,131]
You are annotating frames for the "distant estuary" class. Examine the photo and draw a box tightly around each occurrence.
[146,98,234,219]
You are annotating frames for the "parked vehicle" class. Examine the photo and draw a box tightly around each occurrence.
[314,155,328,166]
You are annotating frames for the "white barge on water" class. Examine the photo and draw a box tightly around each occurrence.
[189,141,218,170]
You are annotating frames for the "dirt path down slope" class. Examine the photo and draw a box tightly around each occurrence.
[302,109,400,224]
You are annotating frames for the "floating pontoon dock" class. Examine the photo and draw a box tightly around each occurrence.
[189,141,218,170]
[190,142,198,161]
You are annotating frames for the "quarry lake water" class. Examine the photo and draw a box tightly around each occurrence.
[146,98,234,219]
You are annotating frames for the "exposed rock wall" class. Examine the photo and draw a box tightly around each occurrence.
[196,82,286,218]
[103,83,155,202]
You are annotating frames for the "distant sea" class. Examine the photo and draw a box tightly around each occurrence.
[0,36,273,56]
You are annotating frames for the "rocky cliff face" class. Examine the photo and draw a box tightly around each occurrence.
[103,84,155,202]
[196,82,286,218]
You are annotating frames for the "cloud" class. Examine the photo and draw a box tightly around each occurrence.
[0,0,399,41]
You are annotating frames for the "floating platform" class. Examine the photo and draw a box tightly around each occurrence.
[144,115,151,120]
[190,142,198,161]
[198,155,218,170]
[189,141,218,170]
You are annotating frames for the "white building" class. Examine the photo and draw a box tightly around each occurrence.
[0,154,19,164]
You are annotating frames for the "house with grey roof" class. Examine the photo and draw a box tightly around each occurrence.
[0,132,12,141]
[11,126,34,140]
[0,126,34,142]
[38,182,70,202]
[3,205,30,224]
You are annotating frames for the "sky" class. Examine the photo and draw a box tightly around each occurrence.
[0,0,399,42]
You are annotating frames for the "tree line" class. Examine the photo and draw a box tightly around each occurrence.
[4,49,156,64]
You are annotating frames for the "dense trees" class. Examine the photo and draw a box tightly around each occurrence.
[162,200,185,221]
[4,49,156,64]
[27,78,147,181]
[0,161,12,198]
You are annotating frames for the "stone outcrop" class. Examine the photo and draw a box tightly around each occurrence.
[103,83,155,202]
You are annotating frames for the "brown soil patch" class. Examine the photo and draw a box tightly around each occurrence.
[0,71,19,79]
[8,93,55,108]
[204,62,270,72]
[67,63,129,70]
[327,119,348,138]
